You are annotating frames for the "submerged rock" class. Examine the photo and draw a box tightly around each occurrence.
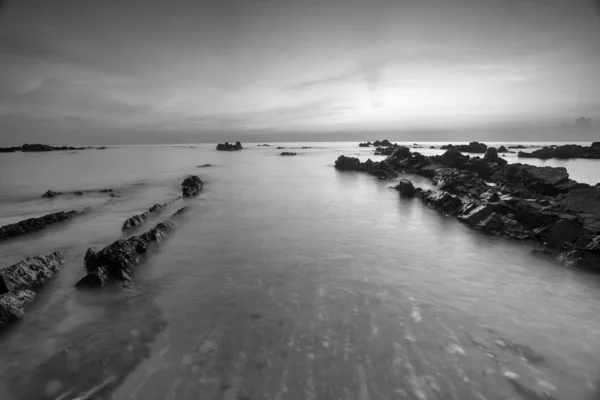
[198,164,212,168]
[122,201,173,233]
[42,189,112,198]
[216,141,243,151]
[0,208,89,241]
[76,207,189,287]
[280,152,297,156]
[441,141,488,153]
[181,175,203,197]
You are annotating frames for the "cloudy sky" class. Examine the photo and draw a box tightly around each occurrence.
[0,0,599,145]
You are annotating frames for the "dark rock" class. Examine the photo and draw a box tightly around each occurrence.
[418,190,465,214]
[181,175,203,197]
[76,207,189,287]
[0,252,64,294]
[0,146,22,153]
[497,146,509,153]
[384,146,411,164]
[122,202,171,233]
[0,290,36,329]
[359,142,371,147]
[395,179,416,197]
[373,139,393,147]
[508,145,528,149]
[374,146,395,155]
[483,147,499,163]
[276,147,286,149]
[280,152,297,156]
[334,155,361,171]
[430,146,436,149]
[0,209,88,241]
[518,144,600,160]
[301,146,312,149]
[42,190,60,198]
[440,142,487,153]
[592,142,600,148]
[216,141,243,151]
[42,189,111,198]
[198,164,212,168]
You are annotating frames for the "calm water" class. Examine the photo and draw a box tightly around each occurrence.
[0,142,599,400]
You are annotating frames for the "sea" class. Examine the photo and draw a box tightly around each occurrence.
[0,142,599,400]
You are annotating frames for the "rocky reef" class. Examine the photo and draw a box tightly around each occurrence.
[42,189,114,198]
[0,144,102,153]
[216,141,243,151]
[359,139,396,147]
[76,207,189,287]
[0,208,89,241]
[440,141,488,153]
[181,175,203,197]
[0,252,64,329]
[122,200,177,233]
[280,152,297,156]
[335,147,600,269]
[518,143,600,160]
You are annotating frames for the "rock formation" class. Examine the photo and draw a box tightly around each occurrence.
[0,208,89,241]
[76,207,189,287]
[181,175,203,197]
[122,200,177,233]
[0,252,64,329]
[280,152,297,156]
[216,141,243,151]
[517,144,600,160]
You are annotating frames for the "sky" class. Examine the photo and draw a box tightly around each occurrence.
[0,0,599,145]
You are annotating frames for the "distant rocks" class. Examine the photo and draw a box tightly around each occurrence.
[276,147,286,149]
[0,208,89,241]
[497,145,509,153]
[359,139,394,147]
[181,175,203,197]
[197,164,212,168]
[257,144,270,147]
[508,145,530,149]
[301,146,312,149]
[0,143,103,153]
[517,144,600,160]
[440,141,487,153]
[42,188,114,198]
[359,142,372,147]
[280,152,297,156]
[76,207,188,287]
[216,141,243,151]
[0,252,64,329]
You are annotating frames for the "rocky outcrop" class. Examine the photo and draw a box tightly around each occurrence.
[76,207,189,287]
[0,208,89,241]
[592,142,600,148]
[334,155,361,171]
[497,146,509,153]
[197,164,212,168]
[517,144,600,160]
[0,252,65,329]
[216,141,243,151]
[335,147,600,269]
[395,179,416,196]
[0,144,101,152]
[440,141,488,153]
[42,189,114,198]
[122,201,176,233]
[280,152,297,156]
[359,142,372,147]
[181,175,203,197]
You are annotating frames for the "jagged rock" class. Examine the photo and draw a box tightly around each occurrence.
[497,145,509,153]
[181,175,203,197]
[334,155,361,171]
[0,290,36,329]
[417,189,465,214]
[359,142,371,147]
[280,152,297,156]
[384,146,411,163]
[216,141,243,151]
[0,146,22,153]
[122,203,169,233]
[374,146,395,155]
[459,204,496,226]
[76,207,189,287]
[0,208,88,241]
[518,144,600,160]
[592,142,600,148]
[395,179,416,196]
[0,252,64,294]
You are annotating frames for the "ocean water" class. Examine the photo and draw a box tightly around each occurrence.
[0,142,599,400]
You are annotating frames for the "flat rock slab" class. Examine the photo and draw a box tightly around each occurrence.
[0,208,88,241]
